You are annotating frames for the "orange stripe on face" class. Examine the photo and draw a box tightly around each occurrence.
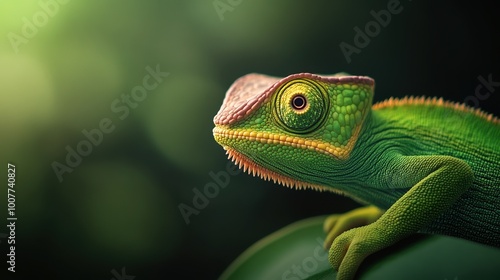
[213,126,362,160]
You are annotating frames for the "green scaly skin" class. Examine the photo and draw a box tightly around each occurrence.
[213,73,500,280]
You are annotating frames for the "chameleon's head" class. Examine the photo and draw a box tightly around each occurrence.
[213,73,374,192]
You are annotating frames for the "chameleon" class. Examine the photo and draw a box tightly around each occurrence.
[212,72,500,280]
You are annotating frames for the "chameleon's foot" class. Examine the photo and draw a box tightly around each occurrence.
[328,222,389,280]
[323,205,384,249]
[323,206,385,280]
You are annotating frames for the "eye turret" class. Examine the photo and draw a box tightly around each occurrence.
[273,79,329,134]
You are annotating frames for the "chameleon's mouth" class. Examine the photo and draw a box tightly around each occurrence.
[213,126,347,159]
[221,145,334,193]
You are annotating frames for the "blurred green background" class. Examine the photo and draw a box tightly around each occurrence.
[0,0,498,279]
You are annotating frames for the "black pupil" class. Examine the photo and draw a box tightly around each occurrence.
[292,95,306,110]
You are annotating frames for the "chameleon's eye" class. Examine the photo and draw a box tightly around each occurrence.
[273,79,329,134]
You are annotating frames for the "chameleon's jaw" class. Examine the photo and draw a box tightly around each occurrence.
[221,145,333,192]
[213,126,338,193]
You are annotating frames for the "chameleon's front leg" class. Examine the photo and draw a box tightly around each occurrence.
[326,155,473,280]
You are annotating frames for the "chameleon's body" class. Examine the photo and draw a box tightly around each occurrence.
[213,73,500,279]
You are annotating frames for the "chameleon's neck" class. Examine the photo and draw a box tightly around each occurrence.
[326,111,404,207]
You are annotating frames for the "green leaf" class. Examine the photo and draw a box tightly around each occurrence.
[220,216,500,280]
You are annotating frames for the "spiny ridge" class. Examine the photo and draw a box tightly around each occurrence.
[224,147,338,193]
[373,96,499,124]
